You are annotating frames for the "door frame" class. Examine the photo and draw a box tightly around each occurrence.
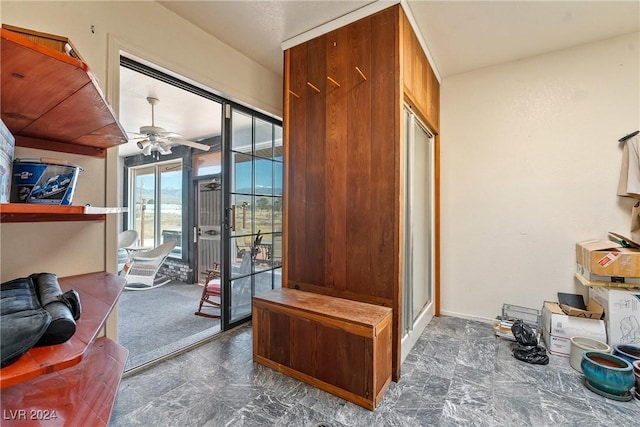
[400,104,436,363]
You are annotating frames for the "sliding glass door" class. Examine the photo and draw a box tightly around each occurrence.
[223,106,283,328]
[401,105,435,361]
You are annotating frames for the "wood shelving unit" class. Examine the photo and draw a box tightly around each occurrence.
[1,25,130,425]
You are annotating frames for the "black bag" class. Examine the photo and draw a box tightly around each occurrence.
[0,277,50,367]
[31,273,82,346]
[0,273,82,367]
[511,319,549,365]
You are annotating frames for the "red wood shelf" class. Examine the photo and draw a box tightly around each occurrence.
[0,204,126,223]
[1,28,128,157]
[0,337,128,426]
[0,272,125,389]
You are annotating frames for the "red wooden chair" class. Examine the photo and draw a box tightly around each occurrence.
[194,262,221,318]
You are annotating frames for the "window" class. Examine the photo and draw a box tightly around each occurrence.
[129,160,183,258]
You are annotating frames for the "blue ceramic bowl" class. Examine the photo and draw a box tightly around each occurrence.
[581,351,634,396]
[612,345,640,365]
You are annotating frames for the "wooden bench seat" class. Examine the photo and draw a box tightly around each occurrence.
[253,288,393,410]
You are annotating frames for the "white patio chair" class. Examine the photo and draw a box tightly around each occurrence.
[117,229,138,273]
[122,239,176,290]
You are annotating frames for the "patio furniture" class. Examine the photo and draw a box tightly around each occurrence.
[194,262,221,318]
[117,229,138,273]
[122,240,176,290]
[195,232,262,317]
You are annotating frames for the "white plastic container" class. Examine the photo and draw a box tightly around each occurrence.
[570,336,611,372]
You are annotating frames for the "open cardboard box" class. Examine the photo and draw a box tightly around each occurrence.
[559,298,604,319]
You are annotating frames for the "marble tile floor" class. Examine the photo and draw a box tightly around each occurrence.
[111,316,640,426]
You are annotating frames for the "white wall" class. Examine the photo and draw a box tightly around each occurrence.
[440,32,640,322]
[0,1,282,281]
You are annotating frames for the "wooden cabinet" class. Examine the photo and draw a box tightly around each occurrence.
[0,26,128,425]
[285,4,399,306]
[283,4,440,383]
[253,288,392,410]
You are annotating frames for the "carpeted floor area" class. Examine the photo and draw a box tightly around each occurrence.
[118,280,221,371]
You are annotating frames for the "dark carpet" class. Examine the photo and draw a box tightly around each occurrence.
[117,280,221,371]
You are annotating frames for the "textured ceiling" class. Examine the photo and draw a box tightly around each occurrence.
[119,0,639,156]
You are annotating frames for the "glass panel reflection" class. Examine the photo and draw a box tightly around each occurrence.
[254,159,273,195]
[232,110,252,153]
[255,118,273,159]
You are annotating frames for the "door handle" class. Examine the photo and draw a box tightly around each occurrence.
[225,206,236,231]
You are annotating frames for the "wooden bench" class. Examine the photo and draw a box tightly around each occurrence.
[253,288,392,410]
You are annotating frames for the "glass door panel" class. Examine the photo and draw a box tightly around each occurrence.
[196,177,222,285]
[412,119,432,320]
[159,163,182,258]
[225,107,283,326]
[131,166,155,248]
[401,105,435,362]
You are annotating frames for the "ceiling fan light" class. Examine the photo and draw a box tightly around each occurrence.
[142,144,152,156]
[136,140,150,150]
[157,141,172,155]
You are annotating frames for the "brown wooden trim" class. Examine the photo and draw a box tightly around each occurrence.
[0,204,107,223]
[403,88,439,136]
[14,135,107,158]
[287,280,393,308]
[0,28,87,71]
[434,133,441,316]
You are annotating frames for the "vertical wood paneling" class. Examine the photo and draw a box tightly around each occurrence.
[315,324,338,386]
[324,28,349,290]
[400,11,440,133]
[345,16,372,296]
[369,8,398,299]
[269,311,291,366]
[304,35,327,286]
[253,306,270,358]
[374,323,392,393]
[290,317,316,375]
[287,43,308,283]
[335,329,366,396]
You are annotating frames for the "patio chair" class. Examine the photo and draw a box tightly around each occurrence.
[195,231,262,318]
[117,229,138,273]
[194,262,221,318]
[122,239,176,290]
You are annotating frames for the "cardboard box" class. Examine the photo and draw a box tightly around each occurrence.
[559,298,603,319]
[576,240,640,279]
[541,301,607,356]
[589,286,640,347]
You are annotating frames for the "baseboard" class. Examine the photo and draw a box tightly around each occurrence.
[439,310,495,325]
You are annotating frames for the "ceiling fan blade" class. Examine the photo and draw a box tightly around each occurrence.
[171,138,210,151]
[126,132,147,140]
[159,131,182,138]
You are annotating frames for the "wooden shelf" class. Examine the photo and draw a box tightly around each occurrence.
[575,272,640,290]
[1,27,127,158]
[0,204,126,223]
[0,337,127,426]
[0,272,125,389]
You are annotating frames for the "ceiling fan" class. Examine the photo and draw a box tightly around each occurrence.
[127,97,211,156]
